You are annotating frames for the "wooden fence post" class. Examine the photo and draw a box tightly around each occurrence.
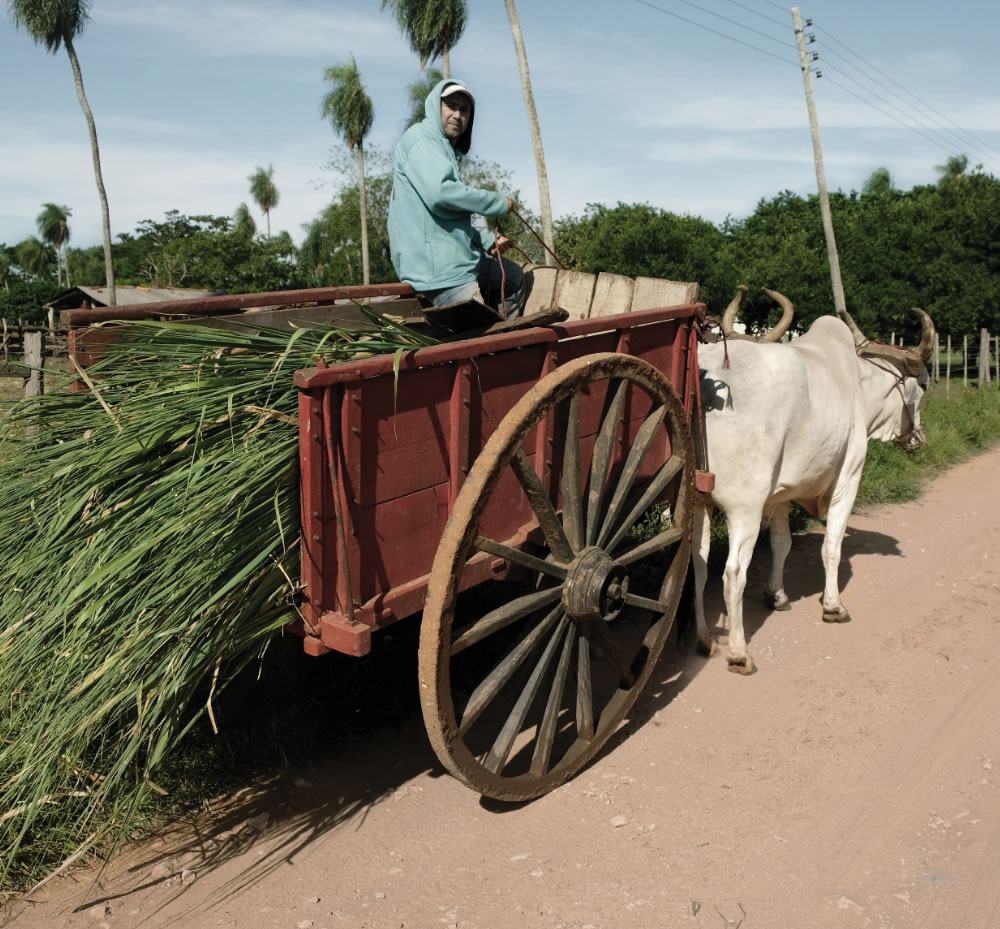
[979,328,991,386]
[1,318,8,363]
[932,332,939,381]
[890,331,895,346]
[24,330,44,399]
[995,335,999,387]
[946,334,952,396]
[964,335,968,388]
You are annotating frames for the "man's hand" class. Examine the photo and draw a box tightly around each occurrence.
[494,234,513,256]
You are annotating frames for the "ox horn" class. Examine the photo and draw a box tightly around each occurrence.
[911,306,936,361]
[722,285,749,335]
[837,306,867,346]
[759,288,794,342]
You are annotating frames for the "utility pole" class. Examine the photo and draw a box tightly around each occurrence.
[791,7,847,319]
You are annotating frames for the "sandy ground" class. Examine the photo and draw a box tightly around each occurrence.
[6,447,1000,929]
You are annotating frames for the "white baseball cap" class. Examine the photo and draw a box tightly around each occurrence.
[441,82,475,106]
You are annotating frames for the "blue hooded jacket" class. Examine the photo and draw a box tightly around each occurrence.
[388,79,510,292]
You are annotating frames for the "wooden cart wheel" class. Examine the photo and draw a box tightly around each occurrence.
[419,352,695,801]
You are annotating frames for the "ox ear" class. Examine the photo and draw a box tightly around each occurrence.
[911,307,936,361]
[722,285,748,335]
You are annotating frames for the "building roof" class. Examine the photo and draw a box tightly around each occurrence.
[45,285,219,313]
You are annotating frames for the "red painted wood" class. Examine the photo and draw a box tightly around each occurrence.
[60,283,416,327]
[294,301,706,656]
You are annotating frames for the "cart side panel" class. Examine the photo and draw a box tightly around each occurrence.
[298,307,702,655]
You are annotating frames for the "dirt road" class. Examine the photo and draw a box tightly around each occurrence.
[8,447,1000,929]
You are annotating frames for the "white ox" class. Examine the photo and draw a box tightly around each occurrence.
[691,289,935,673]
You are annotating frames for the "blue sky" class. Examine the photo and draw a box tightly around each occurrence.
[2,0,999,251]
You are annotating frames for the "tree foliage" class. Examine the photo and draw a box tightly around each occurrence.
[382,0,467,72]
[248,165,279,239]
[7,0,89,52]
[405,66,444,128]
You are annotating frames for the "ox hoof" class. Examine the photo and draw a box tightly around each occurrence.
[726,654,756,675]
[696,637,719,658]
[764,591,791,611]
[822,608,851,624]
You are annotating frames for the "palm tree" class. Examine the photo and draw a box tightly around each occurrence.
[233,202,256,239]
[37,202,72,287]
[0,254,10,294]
[504,0,555,264]
[405,67,444,128]
[935,154,969,185]
[10,0,116,304]
[381,0,466,78]
[15,237,54,281]
[861,167,893,198]
[248,166,279,239]
[322,57,375,285]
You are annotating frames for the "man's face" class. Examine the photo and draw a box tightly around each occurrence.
[441,93,472,142]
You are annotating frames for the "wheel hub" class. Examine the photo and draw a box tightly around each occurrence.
[562,547,628,622]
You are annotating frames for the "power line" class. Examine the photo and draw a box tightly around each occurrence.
[820,56,993,174]
[666,0,794,49]
[721,0,788,31]
[819,75,963,162]
[814,24,1000,164]
[632,0,798,68]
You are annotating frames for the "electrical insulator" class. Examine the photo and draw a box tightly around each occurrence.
[806,18,813,26]
[807,33,816,43]
[815,70,823,78]
[812,52,819,60]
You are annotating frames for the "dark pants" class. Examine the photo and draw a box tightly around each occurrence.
[425,253,527,319]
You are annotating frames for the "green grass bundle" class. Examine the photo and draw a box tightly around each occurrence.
[0,315,436,888]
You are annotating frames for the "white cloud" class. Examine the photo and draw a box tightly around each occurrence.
[98,0,407,60]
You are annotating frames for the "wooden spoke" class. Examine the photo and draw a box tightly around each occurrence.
[560,395,584,552]
[510,448,575,564]
[530,624,576,776]
[451,585,562,655]
[484,615,570,775]
[472,536,568,579]
[585,378,629,546]
[623,592,669,613]
[576,631,594,743]
[605,455,685,554]
[459,605,563,735]
[587,617,636,689]
[420,352,696,801]
[616,525,684,567]
[595,406,666,549]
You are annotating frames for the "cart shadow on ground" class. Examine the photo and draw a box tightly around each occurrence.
[61,525,904,924]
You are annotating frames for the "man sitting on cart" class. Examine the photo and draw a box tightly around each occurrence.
[388,79,526,319]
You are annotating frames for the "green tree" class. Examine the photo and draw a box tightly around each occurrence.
[248,165,279,239]
[10,0,116,304]
[861,167,894,198]
[233,202,256,239]
[504,0,555,265]
[557,203,734,310]
[0,252,10,294]
[382,0,467,78]
[322,57,375,285]
[405,66,444,128]
[36,202,72,287]
[14,236,55,281]
[935,154,968,186]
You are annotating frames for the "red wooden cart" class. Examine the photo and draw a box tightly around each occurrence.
[64,283,711,802]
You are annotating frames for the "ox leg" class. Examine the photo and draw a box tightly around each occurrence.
[764,502,792,611]
[819,492,854,623]
[691,499,718,657]
[722,512,760,674]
